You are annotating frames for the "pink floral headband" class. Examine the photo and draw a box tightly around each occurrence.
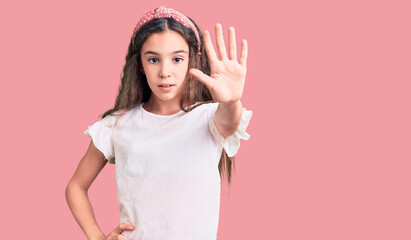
[131,6,201,52]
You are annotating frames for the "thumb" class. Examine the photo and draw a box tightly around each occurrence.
[114,223,135,234]
[189,68,214,90]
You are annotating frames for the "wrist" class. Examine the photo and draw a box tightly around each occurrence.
[87,231,106,240]
[89,236,105,240]
[219,100,242,112]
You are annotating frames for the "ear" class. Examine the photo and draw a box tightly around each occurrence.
[140,65,145,74]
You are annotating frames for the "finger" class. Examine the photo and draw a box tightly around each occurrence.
[239,39,248,67]
[215,23,227,60]
[114,223,135,233]
[189,68,215,91]
[228,26,237,60]
[117,235,130,240]
[203,30,218,64]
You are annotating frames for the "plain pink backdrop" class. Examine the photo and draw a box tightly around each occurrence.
[1,0,410,239]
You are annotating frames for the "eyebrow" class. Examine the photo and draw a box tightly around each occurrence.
[143,50,188,55]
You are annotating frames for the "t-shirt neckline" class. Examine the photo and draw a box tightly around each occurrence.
[139,103,185,118]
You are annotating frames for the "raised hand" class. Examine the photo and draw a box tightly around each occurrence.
[189,23,248,103]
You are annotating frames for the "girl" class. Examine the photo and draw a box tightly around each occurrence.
[65,6,252,240]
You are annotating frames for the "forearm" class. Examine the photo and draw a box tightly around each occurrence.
[214,100,243,138]
[65,183,106,240]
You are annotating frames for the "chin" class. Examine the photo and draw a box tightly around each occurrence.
[154,94,179,102]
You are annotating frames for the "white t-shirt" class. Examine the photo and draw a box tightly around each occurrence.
[84,102,252,240]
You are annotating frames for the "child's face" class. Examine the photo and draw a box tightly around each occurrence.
[140,30,190,105]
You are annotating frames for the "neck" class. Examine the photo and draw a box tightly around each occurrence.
[143,97,188,115]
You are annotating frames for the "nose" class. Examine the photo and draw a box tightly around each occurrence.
[159,61,171,78]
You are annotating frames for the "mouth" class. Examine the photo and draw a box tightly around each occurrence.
[158,84,175,91]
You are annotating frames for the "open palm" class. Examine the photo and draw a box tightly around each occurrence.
[189,23,248,103]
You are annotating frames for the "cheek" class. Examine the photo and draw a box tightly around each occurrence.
[143,70,156,87]
[142,64,155,78]
[178,63,189,77]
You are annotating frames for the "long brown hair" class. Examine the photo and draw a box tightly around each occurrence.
[101,17,236,183]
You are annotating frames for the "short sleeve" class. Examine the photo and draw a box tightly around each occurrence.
[208,103,253,157]
[83,115,118,164]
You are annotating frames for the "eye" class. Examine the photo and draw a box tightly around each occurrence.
[148,58,159,63]
[174,57,184,63]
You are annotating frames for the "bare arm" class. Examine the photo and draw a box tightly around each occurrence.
[214,100,243,140]
[188,24,248,140]
[65,140,108,240]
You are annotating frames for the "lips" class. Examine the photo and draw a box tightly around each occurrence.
[158,84,175,91]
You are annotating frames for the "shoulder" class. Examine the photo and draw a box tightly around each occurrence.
[190,101,219,113]
[202,102,220,118]
[181,102,219,121]
[100,108,135,127]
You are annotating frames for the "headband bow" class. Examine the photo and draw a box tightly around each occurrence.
[131,6,201,52]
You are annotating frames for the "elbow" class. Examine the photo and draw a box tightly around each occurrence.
[65,181,88,200]
[221,121,240,140]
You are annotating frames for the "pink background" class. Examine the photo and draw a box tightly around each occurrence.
[1,0,410,239]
